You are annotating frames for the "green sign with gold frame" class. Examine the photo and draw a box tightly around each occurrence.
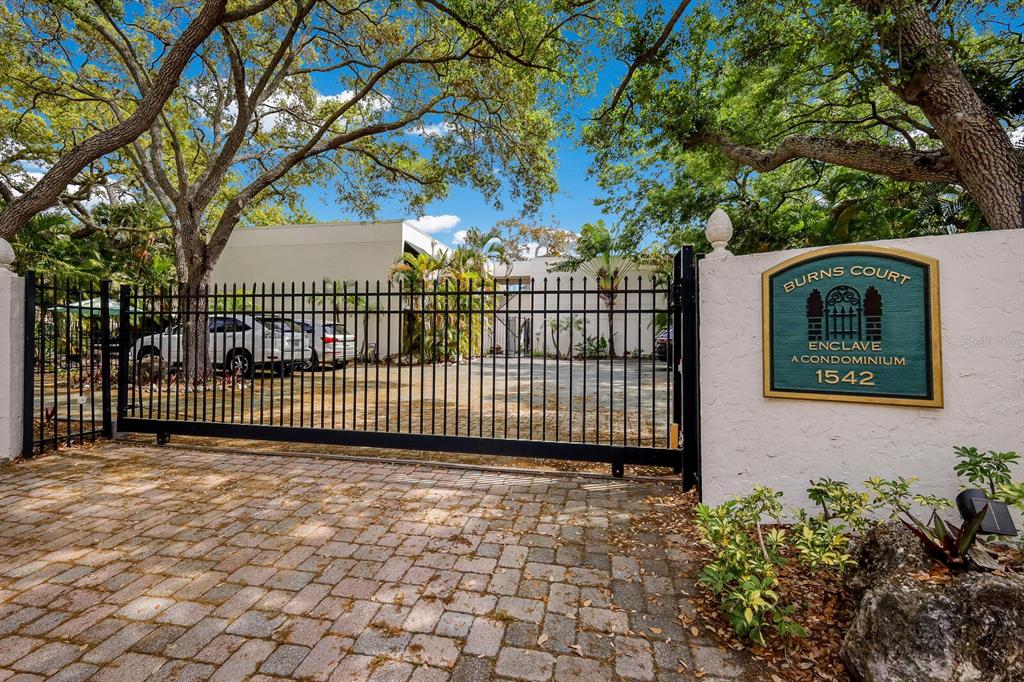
[762,245,943,407]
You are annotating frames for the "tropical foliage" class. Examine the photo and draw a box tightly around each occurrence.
[389,246,499,362]
[11,205,175,286]
[697,443,1022,643]
[551,220,638,357]
[695,487,812,645]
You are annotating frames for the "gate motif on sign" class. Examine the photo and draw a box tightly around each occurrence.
[825,285,862,340]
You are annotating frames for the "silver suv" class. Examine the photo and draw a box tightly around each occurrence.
[133,314,305,378]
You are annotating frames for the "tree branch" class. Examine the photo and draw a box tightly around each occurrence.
[0,0,282,240]
[597,0,692,119]
[688,132,962,184]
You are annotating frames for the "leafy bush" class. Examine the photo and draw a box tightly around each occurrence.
[998,482,1024,515]
[953,446,1019,495]
[806,477,872,531]
[696,445,1021,645]
[791,513,856,570]
[573,335,608,358]
[694,486,845,644]
[695,489,791,644]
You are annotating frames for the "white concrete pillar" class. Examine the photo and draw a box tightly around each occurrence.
[0,238,25,463]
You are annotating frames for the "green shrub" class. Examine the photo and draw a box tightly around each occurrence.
[696,445,1021,646]
[696,487,813,644]
[954,446,1019,495]
[806,477,872,532]
[573,335,608,358]
[997,482,1024,512]
[791,513,856,570]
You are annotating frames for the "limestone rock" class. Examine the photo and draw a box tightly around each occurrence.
[846,521,931,597]
[841,570,1024,681]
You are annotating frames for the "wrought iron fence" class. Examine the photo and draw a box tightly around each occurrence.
[23,274,114,456]
[116,275,683,473]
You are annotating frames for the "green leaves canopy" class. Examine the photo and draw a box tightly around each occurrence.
[586,0,1022,252]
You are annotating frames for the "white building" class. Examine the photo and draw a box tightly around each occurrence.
[492,257,668,357]
[211,222,667,359]
[211,220,449,287]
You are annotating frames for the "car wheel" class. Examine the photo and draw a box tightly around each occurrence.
[299,351,318,372]
[225,349,254,378]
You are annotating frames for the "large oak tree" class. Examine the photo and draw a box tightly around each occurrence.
[588,0,1023,238]
[9,0,595,380]
[0,0,283,240]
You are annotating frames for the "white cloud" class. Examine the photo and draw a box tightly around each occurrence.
[404,215,461,234]
[408,121,453,138]
[452,229,467,244]
[257,88,391,132]
[1011,127,1023,146]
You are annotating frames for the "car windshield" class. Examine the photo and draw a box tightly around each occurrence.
[322,324,348,336]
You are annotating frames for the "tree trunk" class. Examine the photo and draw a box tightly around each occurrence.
[178,270,212,387]
[605,304,616,358]
[860,0,1024,229]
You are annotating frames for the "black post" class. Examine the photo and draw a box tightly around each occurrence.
[22,271,36,459]
[100,280,113,438]
[116,284,131,427]
[671,252,683,469]
[680,246,701,492]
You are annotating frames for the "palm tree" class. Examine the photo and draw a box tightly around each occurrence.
[457,227,504,274]
[551,220,635,357]
[389,252,447,357]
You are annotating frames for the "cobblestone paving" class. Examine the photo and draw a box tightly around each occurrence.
[0,444,752,681]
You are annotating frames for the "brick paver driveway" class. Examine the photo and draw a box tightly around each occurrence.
[0,444,750,681]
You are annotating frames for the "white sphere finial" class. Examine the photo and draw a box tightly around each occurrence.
[0,238,15,271]
[705,208,733,259]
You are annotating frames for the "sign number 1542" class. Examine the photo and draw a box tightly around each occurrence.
[815,369,875,386]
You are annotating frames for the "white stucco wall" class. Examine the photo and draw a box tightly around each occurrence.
[699,230,1024,508]
[496,257,666,355]
[0,266,25,462]
[211,220,449,287]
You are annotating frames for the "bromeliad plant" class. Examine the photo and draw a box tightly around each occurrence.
[865,477,990,569]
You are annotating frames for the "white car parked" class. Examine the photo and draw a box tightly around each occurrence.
[260,318,356,370]
[132,314,303,378]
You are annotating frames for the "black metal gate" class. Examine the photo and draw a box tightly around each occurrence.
[26,248,699,483]
[22,274,115,457]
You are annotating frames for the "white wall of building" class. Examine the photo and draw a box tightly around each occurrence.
[699,229,1024,508]
[496,257,667,356]
[211,221,450,358]
[212,220,448,288]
